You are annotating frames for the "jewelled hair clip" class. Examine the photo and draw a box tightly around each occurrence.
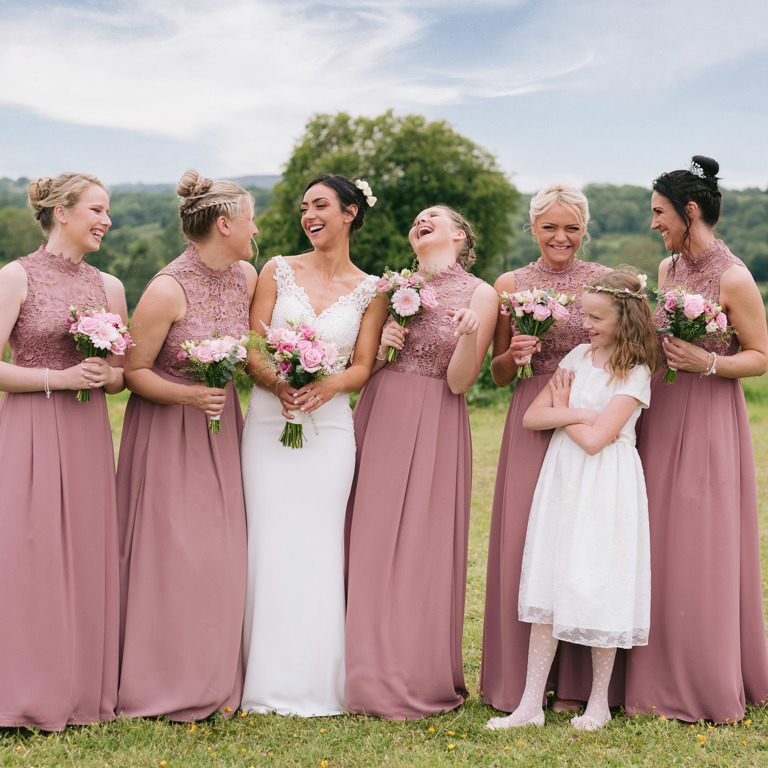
[689,161,706,179]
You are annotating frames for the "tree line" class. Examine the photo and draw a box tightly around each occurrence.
[2,112,767,313]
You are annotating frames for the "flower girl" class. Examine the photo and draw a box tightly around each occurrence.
[487,269,659,731]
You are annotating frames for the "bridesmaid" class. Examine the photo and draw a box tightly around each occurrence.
[481,184,609,714]
[0,173,126,729]
[117,170,257,721]
[345,205,497,719]
[624,155,768,723]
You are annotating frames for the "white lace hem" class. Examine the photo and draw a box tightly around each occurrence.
[518,605,649,649]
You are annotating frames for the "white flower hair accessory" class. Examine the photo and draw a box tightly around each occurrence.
[689,161,706,179]
[355,178,377,208]
[638,274,648,290]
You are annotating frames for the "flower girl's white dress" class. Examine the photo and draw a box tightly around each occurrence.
[240,256,376,716]
[518,344,652,649]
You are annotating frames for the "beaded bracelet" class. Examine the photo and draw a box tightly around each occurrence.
[703,352,718,376]
[375,346,386,361]
[44,368,51,399]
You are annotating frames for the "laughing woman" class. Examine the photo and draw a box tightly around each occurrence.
[116,170,258,721]
[345,205,497,719]
[0,173,126,729]
[624,156,768,723]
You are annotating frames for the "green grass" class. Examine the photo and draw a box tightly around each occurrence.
[3,376,768,767]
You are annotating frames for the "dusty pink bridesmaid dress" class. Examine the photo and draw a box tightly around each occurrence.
[625,241,768,723]
[345,263,483,719]
[480,256,613,713]
[116,246,248,721]
[0,246,119,730]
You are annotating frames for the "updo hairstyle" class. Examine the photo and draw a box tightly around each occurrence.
[652,155,722,255]
[434,204,476,270]
[27,172,107,237]
[304,174,371,235]
[585,268,659,382]
[177,169,252,242]
[529,182,590,243]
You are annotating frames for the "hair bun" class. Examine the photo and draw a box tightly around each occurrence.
[27,176,53,208]
[691,155,720,182]
[177,169,213,199]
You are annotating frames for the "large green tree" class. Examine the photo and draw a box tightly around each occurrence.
[257,111,520,277]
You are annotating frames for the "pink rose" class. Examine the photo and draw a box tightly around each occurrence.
[194,345,217,364]
[532,304,551,322]
[77,316,103,337]
[522,301,536,314]
[177,349,189,361]
[111,335,128,355]
[298,323,316,340]
[300,346,325,373]
[419,287,438,310]
[683,295,706,319]
[278,359,292,375]
[664,294,677,313]
[548,300,569,322]
[714,312,728,331]
[376,277,393,292]
[295,338,313,353]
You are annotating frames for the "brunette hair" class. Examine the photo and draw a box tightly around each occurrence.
[529,182,590,244]
[27,172,107,237]
[585,268,660,382]
[303,174,370,235]
[177,169,252,242]
[652,155,721,256]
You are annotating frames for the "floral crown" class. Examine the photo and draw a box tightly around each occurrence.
[585,273,648,300]
[355,178,377,208]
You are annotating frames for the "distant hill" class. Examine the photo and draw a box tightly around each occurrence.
[111,175,281,193]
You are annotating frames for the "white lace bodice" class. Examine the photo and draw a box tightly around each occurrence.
[270,256,377,364]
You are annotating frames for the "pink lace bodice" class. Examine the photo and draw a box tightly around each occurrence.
[388,263,485,379]
[152,247,250,378]
[512,257,609,376]
[9,246,109,370]
[654,240,743,356]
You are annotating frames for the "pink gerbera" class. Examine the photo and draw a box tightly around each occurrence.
[391,287,421,317]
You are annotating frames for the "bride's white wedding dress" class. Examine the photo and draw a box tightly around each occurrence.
[240,256,376,716]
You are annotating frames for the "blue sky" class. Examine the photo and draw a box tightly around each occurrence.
[1,0,766,192]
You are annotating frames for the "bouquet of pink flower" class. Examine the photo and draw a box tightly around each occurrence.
[255,321,341,449]
[375,266,438,363]
[67,305,134,402]
[178,334,254,433]
[655,287,730,383]
[499,288,575,379]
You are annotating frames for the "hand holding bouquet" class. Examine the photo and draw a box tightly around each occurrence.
[375,267,438,363]
[255,321,341,448]
[655,287,730,383]
[67,306,134,402]
[499,288,574,378]
[178,334,254,432]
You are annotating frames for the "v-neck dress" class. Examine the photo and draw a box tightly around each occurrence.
[240,255,377,716]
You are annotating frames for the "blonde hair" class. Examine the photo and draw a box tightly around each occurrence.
[27,172,107,237]
[529,182,590,243]
[434,204,476,270]
[177,169,253,242]
[585,268,659,382]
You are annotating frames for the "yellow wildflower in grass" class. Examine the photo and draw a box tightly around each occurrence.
[460,733,467,738]
[447,744,455,750]
[660,715,667,721]
[321,761,328,767]
[160,762,167,766]
[745,719,752,726]
[428,727,435,732]
[517,740,524,747]
[241,711,248,717]
[447,731,454,735]
[320,728,326,733]
[696,734,706,744]
[223,707,232,712]
[242,748,247,752]
[741,740,747,745]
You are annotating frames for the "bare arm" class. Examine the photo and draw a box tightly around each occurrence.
[563,394,641,456]
[522,367,598,430]
[100,271,128,394]
[490,271,541,387]
[446,282,499,394]
[123,275,228,417]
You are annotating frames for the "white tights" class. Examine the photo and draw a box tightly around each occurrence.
[486,624,616,731]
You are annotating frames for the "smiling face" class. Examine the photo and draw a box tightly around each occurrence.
[227,195,258,260]
[408,206,465,257]
[582,290,620,354]
[530,203,585,268]
[650,191,687,252]
[301,183,351,247]
[57,183,111,254]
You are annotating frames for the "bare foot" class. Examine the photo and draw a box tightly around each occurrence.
[551,698,580,714]
[487,709,545,730]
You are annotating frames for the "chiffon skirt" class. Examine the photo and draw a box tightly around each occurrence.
[480,375,623,712]
[345,369,470,719]
[625,371,768,723]
[116,374,246,721]
[240,386,353,717]
[0,389,119,730]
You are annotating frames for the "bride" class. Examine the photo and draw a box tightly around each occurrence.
[241,174,386,716]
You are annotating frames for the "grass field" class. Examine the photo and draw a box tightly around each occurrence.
[2,376,768,767]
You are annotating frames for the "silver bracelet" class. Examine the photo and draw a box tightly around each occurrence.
[703,352,718,376]
[44,367,51,399]
[375,346,386,361]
